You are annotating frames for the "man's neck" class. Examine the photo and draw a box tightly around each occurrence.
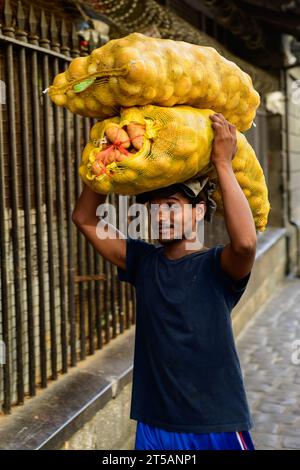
[161,238,208,260]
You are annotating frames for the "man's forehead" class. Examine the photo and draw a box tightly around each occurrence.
[148,193,184,204]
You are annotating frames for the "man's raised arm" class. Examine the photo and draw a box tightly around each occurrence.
[209,113,257,281]
[72,183,126,270]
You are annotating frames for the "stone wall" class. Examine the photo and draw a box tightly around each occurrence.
[61,381,136,450]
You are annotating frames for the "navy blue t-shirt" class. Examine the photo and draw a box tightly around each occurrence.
[117,236,253,433]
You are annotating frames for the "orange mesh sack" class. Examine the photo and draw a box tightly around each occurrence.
[79,105,270,231]
[48,32,260,131]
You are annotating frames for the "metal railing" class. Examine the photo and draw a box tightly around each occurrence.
[0,0,135,414]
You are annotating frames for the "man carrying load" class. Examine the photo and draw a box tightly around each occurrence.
[72,113,256,450]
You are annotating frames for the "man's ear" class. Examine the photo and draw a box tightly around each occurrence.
[195,201,206,221]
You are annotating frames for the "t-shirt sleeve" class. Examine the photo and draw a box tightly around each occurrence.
[117,236,156,286]
[213,244,252,308]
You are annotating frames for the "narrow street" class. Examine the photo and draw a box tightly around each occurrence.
[237,276,300,450]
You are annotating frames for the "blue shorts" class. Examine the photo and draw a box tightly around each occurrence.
[135,421,255,450]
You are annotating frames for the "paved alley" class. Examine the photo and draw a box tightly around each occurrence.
[237,275,300,450]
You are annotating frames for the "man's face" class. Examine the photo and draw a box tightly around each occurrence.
[148,191,206,244]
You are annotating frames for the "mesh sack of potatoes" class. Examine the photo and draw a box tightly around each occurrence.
[79,105,270,231]
[48,32,260,132]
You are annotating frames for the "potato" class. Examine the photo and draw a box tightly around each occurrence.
[105,149,117,165]
[249,196,262,211]
[243,188,252,198]
[93,85,116,107]
[105,124,130,148]
[73,97,85,112]
[53,72,68,88]
[85,97,101,113]
[142,87,157,101]
[67,57,88,80]
[117,78,142,96]
[235,172,251,188]
[52,94,67,106]
[127,123,145,150]
[108,76,121,95]
[126,60,148,83]
[87,62,98,75]
[96,178,112,193]
[114,47,139,67]
[91,160,106,176]
[232,157,246,172]
[114,149,127,162]
[113,168,137,184]
[94,149,110,163]
[174,77,192,98]
[157,83,174,101]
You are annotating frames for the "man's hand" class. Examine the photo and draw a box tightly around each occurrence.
[209,113,237,168]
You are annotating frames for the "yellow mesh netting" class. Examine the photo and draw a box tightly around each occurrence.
[48,32,260,132]
[79,105,270,232]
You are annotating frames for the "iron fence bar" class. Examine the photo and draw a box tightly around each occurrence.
[106,192,113,343]
[62,22,77,367]
[6,40,25,404]
[94,251,103,350]
[104,258,110,344]
[110,194,117,339]
[115,195,125,335]
[86,238,95,355]
[125,195,134,329]
[77,239,87,360]
[73,114,87,361]
[90,117,103,349]
[83,118,96,355]
[0,48,11,414]
[42,53,58,381]
[131,284,136,325]
[19,41,36,396]
[118,278,125,335]
[71,24,86,360]
[52,57,68,375]
[125,280,131,330]
[110,263,117,338]
[63,103,77,367]
[30,45,48,389]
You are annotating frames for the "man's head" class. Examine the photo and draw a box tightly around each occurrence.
[135,177,217,245]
